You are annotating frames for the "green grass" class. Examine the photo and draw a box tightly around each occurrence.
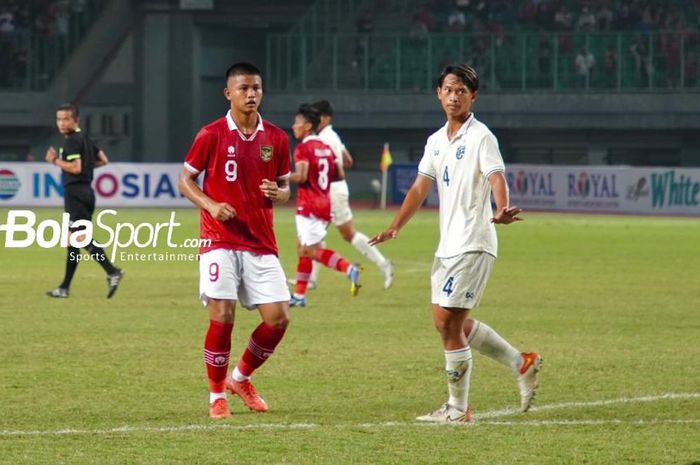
[1,207,699,464]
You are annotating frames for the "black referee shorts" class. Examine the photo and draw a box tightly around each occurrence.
[63,184,95,229]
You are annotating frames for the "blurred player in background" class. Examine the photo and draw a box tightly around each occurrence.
[179,62,291,419]
[45,103,124,299]
[288,104,361,307]
[370,64,542,422]
[300,99,393,290]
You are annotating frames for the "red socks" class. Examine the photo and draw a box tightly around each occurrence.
[204,320,233,393]
[294,257,313,297]
[236,322,287,377]
[314,248,350,273]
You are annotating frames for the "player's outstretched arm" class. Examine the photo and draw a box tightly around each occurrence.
[369,174,433,245]
[178,167,236,221]
[488,171,523,224]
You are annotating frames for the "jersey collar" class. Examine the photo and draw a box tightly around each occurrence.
[442,113,474,143]
[226,110,265,141]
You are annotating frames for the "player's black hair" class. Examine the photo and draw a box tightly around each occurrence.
[57,103,79,118]
[296,103,321,132]
[225,62,262,82]
[311,99,334,117]
[437,64,479,93]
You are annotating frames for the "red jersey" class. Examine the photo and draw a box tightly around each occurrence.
[184,111,291,255]
[294,136,336,221]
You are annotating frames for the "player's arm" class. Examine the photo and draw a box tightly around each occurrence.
[178,168,236,221]
[45,146,82,175]
[341,147,353,168]
[94,150,109,168]
[488,171,523,224]
[369,173,433,245]
[333,159,345,181]
[289,161,309,184]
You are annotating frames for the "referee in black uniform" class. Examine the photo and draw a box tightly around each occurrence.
[45,103,124,298]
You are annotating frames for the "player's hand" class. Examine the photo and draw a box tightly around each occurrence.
[368,229,399,246]
[491,206,523,224]
[208,202,236,221]
[260,179,280,201]
[45,147,58,164]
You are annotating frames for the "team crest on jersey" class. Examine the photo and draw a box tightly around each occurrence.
[456,146,465,160]
[260,145,273,162]
[227,146,235,155]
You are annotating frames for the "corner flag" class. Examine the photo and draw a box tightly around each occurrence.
[379,142,393,173]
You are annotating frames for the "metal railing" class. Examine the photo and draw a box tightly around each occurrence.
[266,31,700,92]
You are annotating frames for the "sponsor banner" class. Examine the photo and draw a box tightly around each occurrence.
[389,163,439,208]
[0,162,189,207]
[390,163,700,216]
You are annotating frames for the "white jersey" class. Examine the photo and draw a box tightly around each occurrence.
[417,114,505,258]
[317,124,350,196]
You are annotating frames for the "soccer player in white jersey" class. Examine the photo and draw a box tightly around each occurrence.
[370,64,542,422]
[307,99,394,289]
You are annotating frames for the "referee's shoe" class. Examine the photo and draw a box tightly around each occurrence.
[107,269,125,298]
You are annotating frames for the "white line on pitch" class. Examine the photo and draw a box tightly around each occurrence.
[1,392,698,437]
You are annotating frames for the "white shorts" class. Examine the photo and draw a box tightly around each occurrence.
[330,181,353,226]
[295,214,329,246]
[199,249,289,309]
[430,252,495,310]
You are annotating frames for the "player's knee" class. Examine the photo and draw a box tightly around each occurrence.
[208,300,234,323]
[300,244,318,258]
[339,227,354,242]
[267,313,289,330]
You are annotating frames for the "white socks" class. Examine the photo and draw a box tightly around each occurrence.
[467,320,522,374]
[444,347,473,411]
[309,241,324,283]
[351,232,387,267]
[231,366,249,382]
[209,391,226,403]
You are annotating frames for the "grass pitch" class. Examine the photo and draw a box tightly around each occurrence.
[0,207,698,464]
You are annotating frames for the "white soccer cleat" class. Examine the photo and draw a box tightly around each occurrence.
[416,403,472,423]
[381,261,394,289]
[517,352,543,412]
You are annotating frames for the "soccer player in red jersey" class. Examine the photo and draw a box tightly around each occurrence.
[178,62,292,419]
[288,104,361,307]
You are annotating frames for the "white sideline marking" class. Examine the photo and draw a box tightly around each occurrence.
[1,392,698,437]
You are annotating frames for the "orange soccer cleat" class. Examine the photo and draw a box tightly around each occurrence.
[208,398,231,419]
[226,379,269,412]
[518,352,543,412]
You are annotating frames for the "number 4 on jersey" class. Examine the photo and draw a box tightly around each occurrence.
[442,276,454,296]
[442,166,450,186]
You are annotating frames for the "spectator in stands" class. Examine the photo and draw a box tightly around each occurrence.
[447,7,466,32]
[409,14,429,44]
[353,10,374,69]
[597,0,614,31]
[417,5,435,32]
[519,0,537,25]
[604,46,617,88]
[537,33,552,87]
[554,4,573,31]
[576,6,596,32]
[536,0,555,30]
[575,45,595,88]
[662,33,681,88]
[685,50,698,88]
[630,35,651,88]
